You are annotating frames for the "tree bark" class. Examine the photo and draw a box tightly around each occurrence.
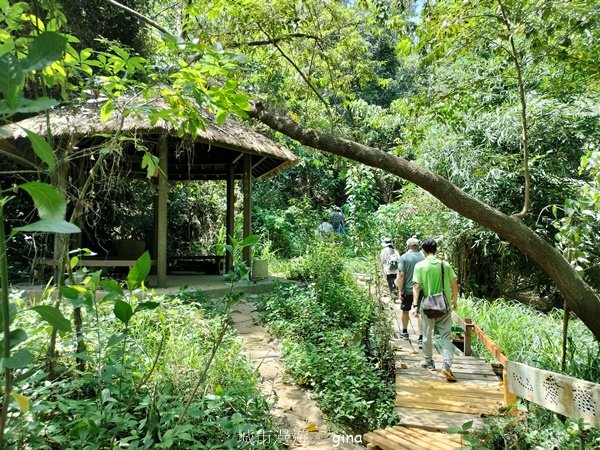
[249,103,600,340]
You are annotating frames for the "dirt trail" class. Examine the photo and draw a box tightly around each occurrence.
[230,296,363,449]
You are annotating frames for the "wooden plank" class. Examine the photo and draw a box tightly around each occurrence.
[396,386,504,401]
[396,355,493,367]
[365,430,412,450]
[397,369,499,382]
[396,398,502,414]
[395,407,485,431]
[396,393,503,410]
[391,426,463,449]
[396,378,503,394]
[372,428,431,450]
[506,360,600,427]
[382,426,462,450]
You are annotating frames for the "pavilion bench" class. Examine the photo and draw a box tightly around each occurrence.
[168,255,225,275]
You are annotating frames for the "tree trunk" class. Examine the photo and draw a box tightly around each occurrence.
[249,103,600,340]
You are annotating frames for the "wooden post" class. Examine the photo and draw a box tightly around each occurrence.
[242,153,252,266]
[502,369,517,408]
[226,163,235,272]
[156,135,168,287]
[464,318,473,356]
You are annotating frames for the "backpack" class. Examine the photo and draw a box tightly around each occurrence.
[386,252,399,271]
[330,212,343,229]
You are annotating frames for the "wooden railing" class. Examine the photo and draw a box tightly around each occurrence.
[452,312,600,428]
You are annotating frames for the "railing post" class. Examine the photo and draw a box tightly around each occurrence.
[502,368,518,408]
[464,318,473,356]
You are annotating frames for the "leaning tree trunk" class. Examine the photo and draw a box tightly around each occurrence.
[249,103,600,341]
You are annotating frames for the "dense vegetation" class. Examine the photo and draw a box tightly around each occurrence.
[1,0,599,448]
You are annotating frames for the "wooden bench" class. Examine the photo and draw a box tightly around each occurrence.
[168,256,225,275]
[36,257,156,281]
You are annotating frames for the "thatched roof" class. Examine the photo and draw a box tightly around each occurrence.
[0,97,298,180]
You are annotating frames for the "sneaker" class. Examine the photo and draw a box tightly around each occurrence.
[417,337,423,349]
[400,331,409,340]
[442,368,457,382]
[420,360,435,370]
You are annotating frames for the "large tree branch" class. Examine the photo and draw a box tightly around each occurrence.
[249,103,600,340]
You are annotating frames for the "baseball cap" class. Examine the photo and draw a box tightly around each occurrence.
[406,236,420,247]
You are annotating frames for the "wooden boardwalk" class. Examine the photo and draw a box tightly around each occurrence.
[365,337,505,449]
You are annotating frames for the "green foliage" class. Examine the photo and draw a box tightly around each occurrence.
[458,297,600,383]
[554,149,600,288]
[461,404,600,450]
[284,242,373,328]
[345,165,379,254]
[282,331,397,434]
[256,244,396,433]
[5,291,279,448]
[253,196,322,258]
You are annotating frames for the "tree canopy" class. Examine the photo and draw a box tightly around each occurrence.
[1,0,599,339]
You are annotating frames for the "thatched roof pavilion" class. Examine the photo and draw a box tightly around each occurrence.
[0,97,298,286]
[0,97,297,180]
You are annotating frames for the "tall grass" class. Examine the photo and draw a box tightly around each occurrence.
[458,297,600,382]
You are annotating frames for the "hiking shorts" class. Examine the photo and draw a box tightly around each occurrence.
[400,292,412,311]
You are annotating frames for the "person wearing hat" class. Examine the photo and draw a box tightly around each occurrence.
[396,236,425,343]
[380,238,400,296]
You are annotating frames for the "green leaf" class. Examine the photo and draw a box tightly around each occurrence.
[0,53,24,110]
[19,181,66,220]
[0,328,28,353]
[21,31,68,72]
[134,301,160,313]
[60,286,93,309]
[0,303,17,326]
[13,218,80,234]
[240,235,260,247]
[100,279,124,297]
[216,109,227,126]
[22,128,55,170]
[114,299,133,325]
[31,305,72,332]
[396,36,412,56]
[127,251,151,289]
[100,98,115,123]
[106,333,125,347]
[11,391,30,414]
[73,352,93,362]
[141,152,158,179]
[15,97,58,113]
[2,348,34,368]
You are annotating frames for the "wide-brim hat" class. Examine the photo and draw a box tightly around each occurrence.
[382,238,393,248]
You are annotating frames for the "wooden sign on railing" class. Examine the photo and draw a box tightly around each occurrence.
[506,360,600,428]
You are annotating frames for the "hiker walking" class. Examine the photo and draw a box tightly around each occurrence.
[380,238,400,296]
[412,238,459,382]
[329,206,346,234]
[396,236,424,345]
[316,215,334,238]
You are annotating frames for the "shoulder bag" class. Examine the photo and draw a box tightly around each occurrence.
[421,261,449,319]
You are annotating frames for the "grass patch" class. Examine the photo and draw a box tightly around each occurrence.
[458,297,599,382]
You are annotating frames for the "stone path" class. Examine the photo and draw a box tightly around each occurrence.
[230,296,363,449]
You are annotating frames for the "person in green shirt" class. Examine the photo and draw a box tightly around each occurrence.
[412,238,459,382]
